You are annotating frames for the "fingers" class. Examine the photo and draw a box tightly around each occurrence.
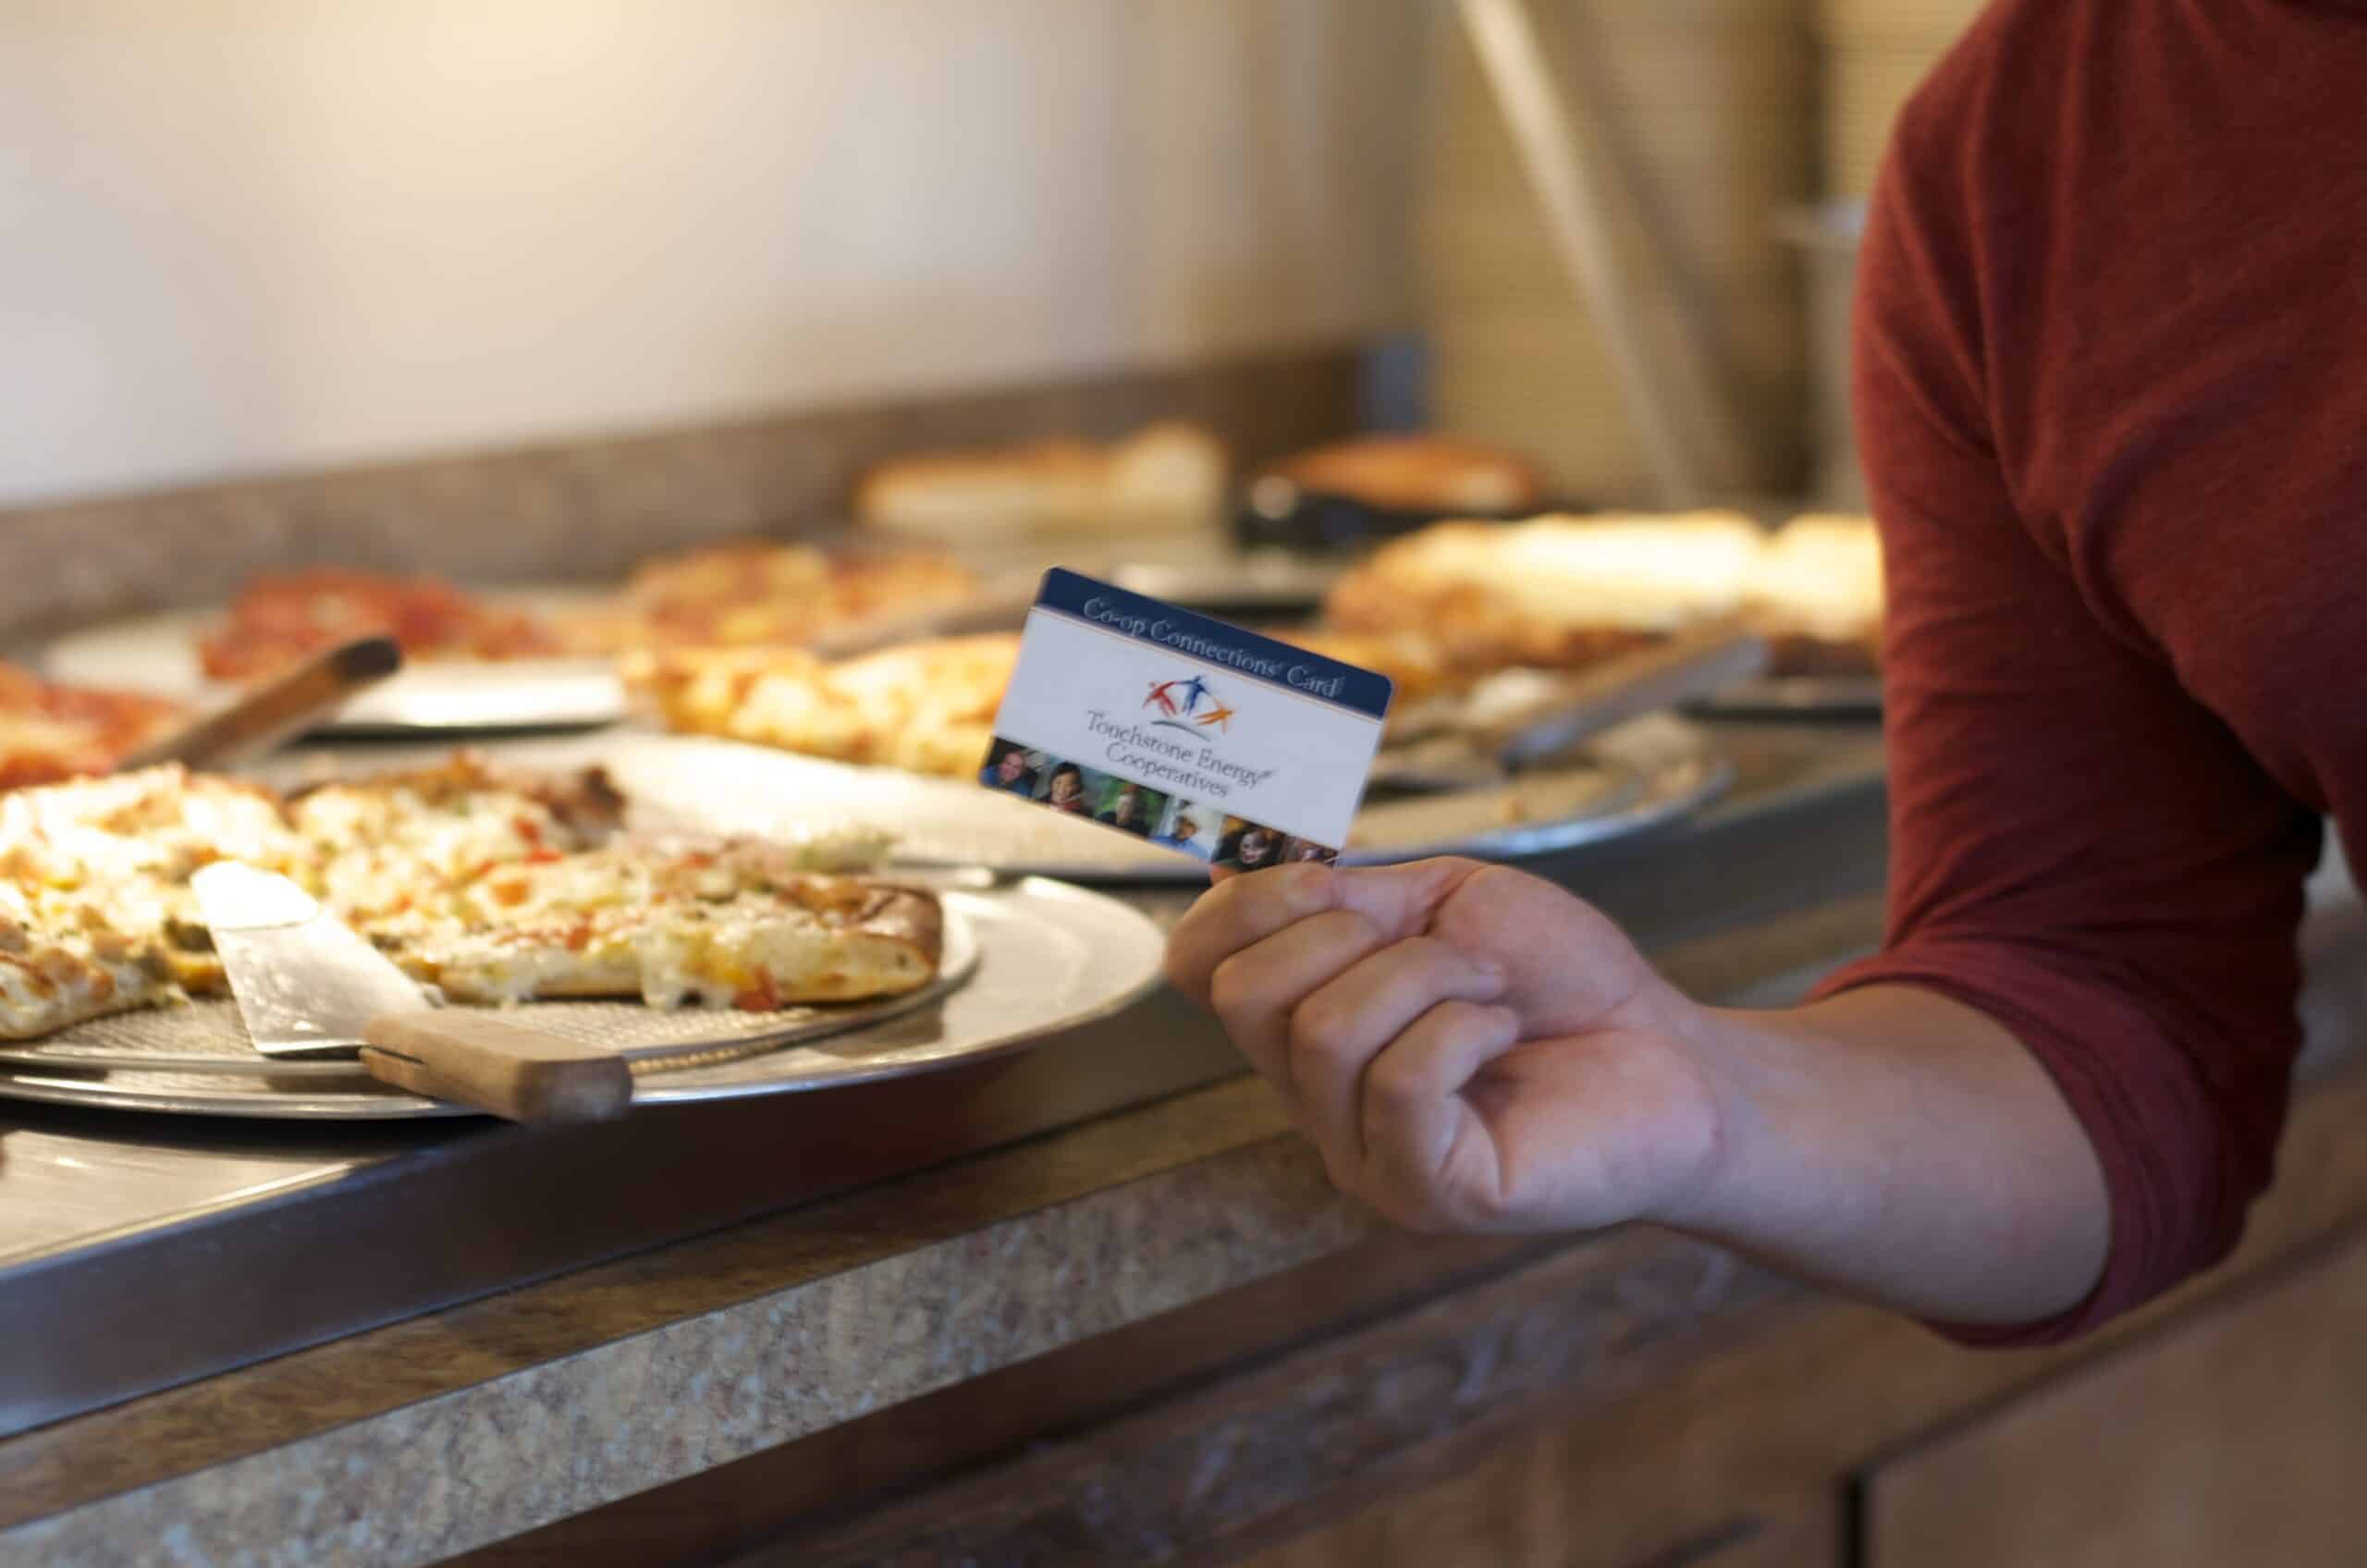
[1207,909,1392,1101]
[1167,864,1339,1006]
[1284,938,1505,1169]
[1359,999,1523,1230]
[1167,856,1523,1207]
[1167,857,1492,1008]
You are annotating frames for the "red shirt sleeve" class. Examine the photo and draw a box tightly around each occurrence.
[1812,106,2321,1342]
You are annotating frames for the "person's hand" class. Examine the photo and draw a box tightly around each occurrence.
[1166,858,1723,1235]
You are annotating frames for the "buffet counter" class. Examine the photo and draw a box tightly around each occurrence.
[0,723,1886,1557]
[7,719,2361,1566]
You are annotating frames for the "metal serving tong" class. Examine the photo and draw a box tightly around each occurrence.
[1366,621,1769,794]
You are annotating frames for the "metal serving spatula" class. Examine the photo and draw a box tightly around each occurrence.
[190,862,632,1122]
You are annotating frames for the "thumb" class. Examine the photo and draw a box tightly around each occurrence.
[1324,857,1493,945]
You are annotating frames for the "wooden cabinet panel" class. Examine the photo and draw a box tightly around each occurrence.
[1230,1411,1841,1568]
[1867,1232,2367,1567]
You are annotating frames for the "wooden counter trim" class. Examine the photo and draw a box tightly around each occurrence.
[0,1073,1328,1543]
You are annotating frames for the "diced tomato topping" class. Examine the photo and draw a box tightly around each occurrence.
[731,967,781,1011]
[489,879,529,907]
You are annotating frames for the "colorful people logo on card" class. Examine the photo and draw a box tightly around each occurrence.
[1144,674,1233,735]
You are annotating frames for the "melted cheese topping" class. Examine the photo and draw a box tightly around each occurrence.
[645,634,1020,779]
[0,760,925,1040]
[390,848,920,1008]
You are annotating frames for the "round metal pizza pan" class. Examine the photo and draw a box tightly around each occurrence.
[0,879,1162,1120]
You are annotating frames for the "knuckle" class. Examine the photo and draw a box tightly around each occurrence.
[1392,935,1483,991]
[1205,953,1262,1027]
[1454,863,1541,908]
[1365,1048,1432,1113]
[1445,997,1517,1035]
[1391,933,1456,970]
[1286,992,1360,1062]
[1274,860,1338,913]
[1315,907,1384,949]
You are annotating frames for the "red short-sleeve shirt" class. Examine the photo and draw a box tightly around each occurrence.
[1815,0,2367,1340]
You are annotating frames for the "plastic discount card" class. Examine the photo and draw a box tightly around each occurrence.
[980,570,1393,871]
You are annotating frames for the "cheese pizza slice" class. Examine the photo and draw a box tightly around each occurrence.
[374,839,942,1009]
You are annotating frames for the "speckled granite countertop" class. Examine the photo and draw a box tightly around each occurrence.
[0,1079,1371,1565]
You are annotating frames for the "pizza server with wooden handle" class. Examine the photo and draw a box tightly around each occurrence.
[116,634,405,774]
[190,861,632,1122]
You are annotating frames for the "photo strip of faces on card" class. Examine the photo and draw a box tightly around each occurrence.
[979,739,1338,871]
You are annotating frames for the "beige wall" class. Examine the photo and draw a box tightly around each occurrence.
[0,0,1422,508]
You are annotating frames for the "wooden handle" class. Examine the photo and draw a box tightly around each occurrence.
[360,1011,632,1123]
[1487,622,1771,766]
[116,635,403,773]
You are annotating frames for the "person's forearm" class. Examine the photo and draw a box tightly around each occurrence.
[1656,984,2111,1326]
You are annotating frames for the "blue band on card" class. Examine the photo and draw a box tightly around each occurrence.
[1034,569,1394,719]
